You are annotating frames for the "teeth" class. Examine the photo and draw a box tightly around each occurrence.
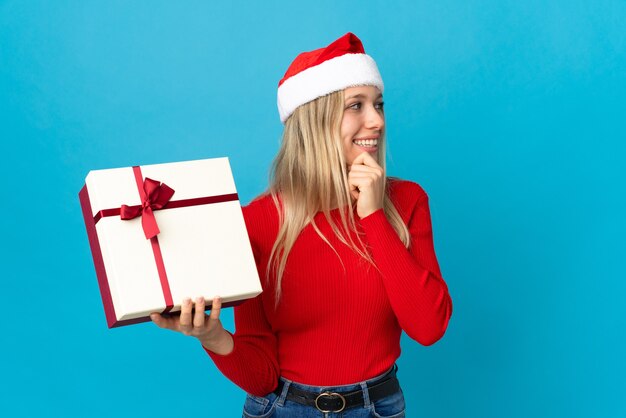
[353,139,378,147]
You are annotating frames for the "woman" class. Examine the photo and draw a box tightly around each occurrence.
[151,32,453,417]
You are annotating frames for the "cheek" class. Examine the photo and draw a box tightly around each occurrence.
[342,131,358,159]
[340,113,359,138]
[343,142,360,166]
[340,114,364,164]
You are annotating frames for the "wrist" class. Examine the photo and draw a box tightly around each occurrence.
[200,329,234,355]
[359,206,383,219]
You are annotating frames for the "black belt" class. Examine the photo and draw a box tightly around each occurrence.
[273,369,400,413]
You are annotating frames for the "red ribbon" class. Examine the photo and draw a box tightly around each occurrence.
[120,176,175,239]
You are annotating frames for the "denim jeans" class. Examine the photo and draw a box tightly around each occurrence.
[241,364,405,418]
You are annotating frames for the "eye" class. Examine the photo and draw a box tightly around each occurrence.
[347,102,362,110]
[375,101,385,110]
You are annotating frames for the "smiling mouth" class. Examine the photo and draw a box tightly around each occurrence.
[353,138,379,150]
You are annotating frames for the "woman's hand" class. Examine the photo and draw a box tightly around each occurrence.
[150,296,234,355]
[348,152,385,219]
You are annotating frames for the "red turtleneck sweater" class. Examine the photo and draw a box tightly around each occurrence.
[206,179,452,396]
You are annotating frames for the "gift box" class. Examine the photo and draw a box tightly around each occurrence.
[78,157,262,328]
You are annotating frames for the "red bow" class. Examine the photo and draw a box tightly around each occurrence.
[120,177,175,239]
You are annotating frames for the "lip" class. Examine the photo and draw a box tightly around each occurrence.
[354,145,378,153]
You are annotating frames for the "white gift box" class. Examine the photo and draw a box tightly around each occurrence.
[79,157,262,328]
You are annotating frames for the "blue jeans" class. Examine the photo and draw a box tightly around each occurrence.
[241,365,405,418]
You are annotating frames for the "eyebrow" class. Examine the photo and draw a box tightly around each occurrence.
[345,93,383,100]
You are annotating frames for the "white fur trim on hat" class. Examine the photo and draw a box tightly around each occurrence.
[277,53,384,123]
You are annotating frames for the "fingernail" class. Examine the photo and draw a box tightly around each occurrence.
[196,296,204,304]
[183,297,191,304]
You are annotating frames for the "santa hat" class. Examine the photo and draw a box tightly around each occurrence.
[277,32,384,123]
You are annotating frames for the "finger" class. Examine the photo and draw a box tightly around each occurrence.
[348,172,377,180]
[348,177,360,197]
[348,166,384,181]
[348,164,377,172]
[349,168,377,180]
[193,297,206,328]
[179,297,193,329]
[348,173,377,187]
[150,312,175,330]
[209,296,222,321]
[150,312,164,327]
[351,152,379,167]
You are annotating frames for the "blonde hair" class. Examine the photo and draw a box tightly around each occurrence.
[264,89,410,304]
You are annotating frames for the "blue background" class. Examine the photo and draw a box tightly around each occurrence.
[1,1,624,417]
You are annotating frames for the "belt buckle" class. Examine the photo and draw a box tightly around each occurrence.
[315,392,346,413]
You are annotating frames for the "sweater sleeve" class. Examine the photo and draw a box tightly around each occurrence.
[359,186,453,345]
[203,212,280,396]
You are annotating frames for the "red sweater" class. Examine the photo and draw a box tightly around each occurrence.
[206,179,452,396]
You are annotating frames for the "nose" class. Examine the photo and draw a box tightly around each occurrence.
[365,104,385,131]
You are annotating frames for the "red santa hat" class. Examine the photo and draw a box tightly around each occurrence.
[277,32,384,123]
